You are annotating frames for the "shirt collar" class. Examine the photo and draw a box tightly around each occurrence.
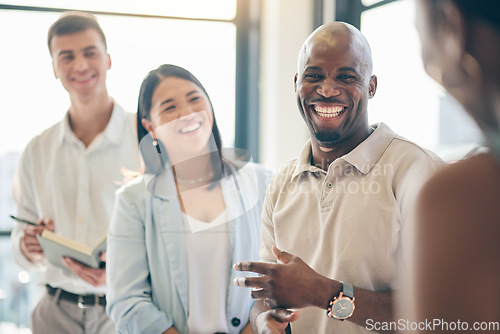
[58,101,127,147]
[292,122,396,180]
[291,141,324,181]
[342,122,396,174]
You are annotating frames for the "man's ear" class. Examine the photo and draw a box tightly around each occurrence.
[52,61,58,79]
[368,75,377,99]
[106,54,112,70]
[294,73,298,92]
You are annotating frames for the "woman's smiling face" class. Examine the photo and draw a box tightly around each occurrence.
[142,76,214,161]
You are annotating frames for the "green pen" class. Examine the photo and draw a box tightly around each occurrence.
[10,215,39,226]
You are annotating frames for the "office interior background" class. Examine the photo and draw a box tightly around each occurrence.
[0,0,483,332]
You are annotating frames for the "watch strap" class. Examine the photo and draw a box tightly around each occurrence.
[340,281,354,299]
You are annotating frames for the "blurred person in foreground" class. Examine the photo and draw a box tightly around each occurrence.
[413,0,500,332]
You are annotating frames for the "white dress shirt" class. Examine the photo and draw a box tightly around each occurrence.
[11,102,140,295]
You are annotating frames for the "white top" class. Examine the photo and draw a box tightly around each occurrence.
[11,103,140,294]
[183,210,230,334]
[260,123,445,333]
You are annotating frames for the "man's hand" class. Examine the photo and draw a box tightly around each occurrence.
[255,308,299,334]
[233,246,338,309]
[20,217,54,263]
[61,252,107,287]
[162,326,179,334]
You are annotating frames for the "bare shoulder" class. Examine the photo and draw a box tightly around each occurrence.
[417,153,500,254]
[415,154,500,322]
[419,153,500,212]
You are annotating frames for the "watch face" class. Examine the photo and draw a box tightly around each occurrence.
[332,297,354,319]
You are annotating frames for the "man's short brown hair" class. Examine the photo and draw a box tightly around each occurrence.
[47,11,107,55]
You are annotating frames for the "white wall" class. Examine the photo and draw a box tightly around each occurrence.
[258,0,314,170]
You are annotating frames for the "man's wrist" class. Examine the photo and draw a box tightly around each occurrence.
[313,277,342,309]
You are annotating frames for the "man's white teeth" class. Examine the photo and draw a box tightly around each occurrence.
[314,105,345,118]
[74,76,94,82]
[180,122,201,134]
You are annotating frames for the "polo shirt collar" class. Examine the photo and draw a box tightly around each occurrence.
[291,141,323,180]
[292,122,396,180]
[342,122,396,174]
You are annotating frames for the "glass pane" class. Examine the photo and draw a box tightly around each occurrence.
[362,0,389,7]
[0,10,236,157]
[0,235,44,332]
[2,0,237,20]
[361,0,483,161]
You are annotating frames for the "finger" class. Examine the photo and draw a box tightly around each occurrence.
[25,244,44,253]
[39,218,55,231]
[233,276,267,289]
[62,259,104,286]
[24,245,44,254]
[233,261,275,275]
[23,225,44,236]
[61,257,78,270]
[46,220,55,231]
[251,289,272,301]
[83,269,106,287]
[61,257,88,273]
[100,251,106,262]
[272,246,293,264]
[270,308,300,323]
[22,237,43,252]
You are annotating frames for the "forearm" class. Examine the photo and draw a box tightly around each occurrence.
[314,279,395,333]
[348,288,394,333]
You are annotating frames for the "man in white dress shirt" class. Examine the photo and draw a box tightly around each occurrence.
[11,12,138,333]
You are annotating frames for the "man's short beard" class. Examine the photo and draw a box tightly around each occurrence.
[313,130,341,145]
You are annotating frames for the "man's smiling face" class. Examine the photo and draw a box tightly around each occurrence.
[294,25,376,149]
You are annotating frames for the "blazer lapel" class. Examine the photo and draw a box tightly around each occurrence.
[150,170,189,318]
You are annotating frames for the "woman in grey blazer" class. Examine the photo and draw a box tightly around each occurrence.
[106,65,272,334]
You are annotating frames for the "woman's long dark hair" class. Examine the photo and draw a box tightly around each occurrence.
[137,64,225,176]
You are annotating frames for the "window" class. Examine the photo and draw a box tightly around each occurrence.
[333,0,484,161]
[362,0,483,161]
[0,0,237,20]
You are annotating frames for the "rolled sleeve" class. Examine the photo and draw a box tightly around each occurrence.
[11,144,46,271]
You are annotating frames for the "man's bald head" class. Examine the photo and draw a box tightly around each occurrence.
[297,22,373,77]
